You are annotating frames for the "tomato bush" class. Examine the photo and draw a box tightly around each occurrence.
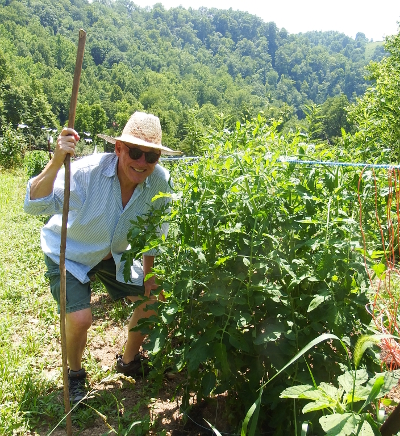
[124,115,383,434]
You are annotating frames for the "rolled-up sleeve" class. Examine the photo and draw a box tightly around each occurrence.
[23,179,61,216]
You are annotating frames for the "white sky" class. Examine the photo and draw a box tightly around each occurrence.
[134,0,400,42]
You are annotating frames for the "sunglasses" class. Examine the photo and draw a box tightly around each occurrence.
[122,143,161,164]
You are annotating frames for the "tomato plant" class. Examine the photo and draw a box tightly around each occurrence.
[124,115,381,434]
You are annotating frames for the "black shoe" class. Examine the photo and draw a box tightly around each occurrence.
[116,353,150,378]
[68,368,87,404]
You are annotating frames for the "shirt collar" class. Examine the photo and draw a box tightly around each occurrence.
[102,153,118,178]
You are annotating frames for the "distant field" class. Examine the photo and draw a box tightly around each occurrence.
[365,40,386,60]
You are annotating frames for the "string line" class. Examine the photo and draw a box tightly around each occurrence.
[161,156,400,170]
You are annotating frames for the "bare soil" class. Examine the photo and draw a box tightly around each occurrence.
[37,292,236,436]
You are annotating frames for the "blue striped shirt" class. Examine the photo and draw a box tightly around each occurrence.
[24,153,172,285]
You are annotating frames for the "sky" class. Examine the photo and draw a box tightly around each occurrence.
[133,0,400,42]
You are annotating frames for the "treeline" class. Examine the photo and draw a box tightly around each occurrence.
[0,0,387,152]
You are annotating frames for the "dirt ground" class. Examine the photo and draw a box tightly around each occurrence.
[39,292,235,436]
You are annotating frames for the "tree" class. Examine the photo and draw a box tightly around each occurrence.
[303,103,324,141]
[90,104,107,139]
[0,50,8,84]
[74,103,107,142]
[347,30,400,162]
[320,93,352,140]
[265,21,278,67]
[75,102,93,135]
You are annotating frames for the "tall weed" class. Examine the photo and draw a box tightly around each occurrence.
[24,150,50,179]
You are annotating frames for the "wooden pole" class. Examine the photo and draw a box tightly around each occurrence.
[380,402,400,436]
[59,29,86,436]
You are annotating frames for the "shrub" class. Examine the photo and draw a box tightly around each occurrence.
[0,125,25,169]
[24,150,50,179]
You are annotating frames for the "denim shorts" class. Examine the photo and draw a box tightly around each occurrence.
[44,255,145,314]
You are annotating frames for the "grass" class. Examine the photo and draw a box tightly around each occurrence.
[365,40,385,61]
[0,169,169,435]
[0,168,58,434]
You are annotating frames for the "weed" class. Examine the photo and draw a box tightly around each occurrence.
[24,150,50,179]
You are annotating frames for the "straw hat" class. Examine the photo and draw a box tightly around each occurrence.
[97,112,182,155]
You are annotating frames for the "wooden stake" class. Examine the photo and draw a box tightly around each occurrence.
[59,29,86,436]
[380,402,400,436]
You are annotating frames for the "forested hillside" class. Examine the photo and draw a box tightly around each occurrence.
[0,0,387,151]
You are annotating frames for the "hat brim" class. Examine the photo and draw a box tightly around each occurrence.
[97,134,182,155]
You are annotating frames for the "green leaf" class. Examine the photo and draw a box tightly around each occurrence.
[241,387,263,436]
[209,304,226,316]
[203,325,221,342]
[307,290,331,312]
[165,302,179,315]
[228,330,250,352]
[319,413,360,435]
[380,398,397,407]
[287,277,301,292]
[367,370,400,398]
[260,333,346,389]
[248,387,263,436]
[358,376,384,413]
[122,420,146,435]
[237,313,252,327]
[213,343,230,378]
[338,370,368,393]
[187,337,212,373]
[357,420,375,436]
[201,372,216,397]
[345,388,369,404]
[187,346,211,373]
[253,324,284,344]
[319,382,340,400]
[302,400,331,413]
[152,333,166,354]
[215,256,232,266]
[204,419,223,436]
[197,250,206,263]
[280,385,316,399]
[161,301,180,324]
[372,263,386,278]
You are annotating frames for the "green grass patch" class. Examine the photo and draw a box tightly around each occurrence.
[365,40,385,60]
[0,169,60,434]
